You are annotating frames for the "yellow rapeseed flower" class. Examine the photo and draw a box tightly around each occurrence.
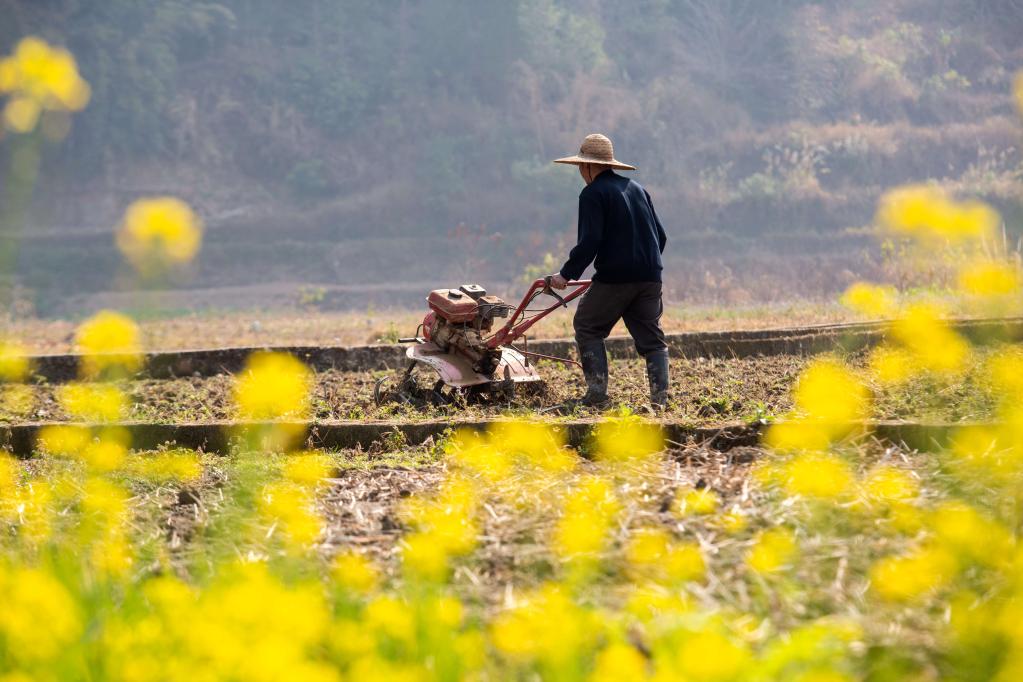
[676,487,720,515]
[673,630,751,681]
[876,184,998,242]
[488,420,575,472]
[401,531,450,581]
[720,510,748,533]
[235,351,313,420]
[365,595,416,644]
[793,359,870,423]
[930,501,1013,565]
[0,567,83,663]
[58,382,127,422]
[866,346,914,385]
[552,476,619,559]
[446,428,514,482]
[958,259,1020,297]
[590,641,649,681]
[840,282,898,318]
[0,340,30,382]
[869,545,957,602]
[116,197,203,272]
[782,452,854,499]
[260,481,322,548]
[133,449,203,482]
[861,465,918,503]
[624,527,704,583]
[283,451,333,486]
[0,37,90,134]
[36,424,90,456]
[332,551,378,595]
[401,475,479,557]
[74,310,143,379]
[593,414,664,463]
[766,359,869,452]
[747,527,798,574]
[81,439,128,472]
[890,304,969,375]
[490,583,600,667]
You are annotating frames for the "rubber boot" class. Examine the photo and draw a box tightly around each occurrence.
[576,339,610,408]
[646,349,670,411]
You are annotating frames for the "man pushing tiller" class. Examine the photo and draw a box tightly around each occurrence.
[548,133,670,410]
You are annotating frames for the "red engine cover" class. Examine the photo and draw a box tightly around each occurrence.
[427,288,478,323]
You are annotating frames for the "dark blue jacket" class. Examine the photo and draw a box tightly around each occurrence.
[558,170,667,283]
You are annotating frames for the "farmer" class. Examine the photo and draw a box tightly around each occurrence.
[549,133,669,409]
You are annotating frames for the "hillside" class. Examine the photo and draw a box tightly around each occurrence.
[2,0,1022,315]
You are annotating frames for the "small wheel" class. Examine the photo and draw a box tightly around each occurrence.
[373,375,394,406]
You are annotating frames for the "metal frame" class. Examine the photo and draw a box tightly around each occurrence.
[486,278,591,348]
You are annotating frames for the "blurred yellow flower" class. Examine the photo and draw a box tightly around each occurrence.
[552,476,619,559]
[840,282,897,318]
[401,531,450,581]
[283,451,333,486]
[793,359,869,423]
[877,184,998,242]
[930,501,1013,565]
[674,630,751,680]
[401,475,478,557]
[766,359,869,452]
[0,37,90,134]
[747,527,797,574]
[862,466,918,503]
[260,482,321,548]
[133,450,202,483]
[677,487,719,515]
[869,545,957,602]
[116,197,203,272]
[866,346,914,385]
[332,551,378,595]
[783,452,853,499]
[0,567,83,662]
[58,382,127,422]
[365,595,415,644]
[491,584,600,666]
[235,351,313,420]
[446,428,513,482]
[3,95,39,133]
[0,340,30,382]
[590,641,648,681]
[81,440,127,472]
[36,424,90,456]
[625,528,704,584]
[957,259,1020,297]
[74,310,143,379]
[720,510,748,533]
[890,304,969,375]
[593,415,664,463]
[488,420,575,472]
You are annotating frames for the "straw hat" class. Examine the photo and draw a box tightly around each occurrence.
[553,133,636,171]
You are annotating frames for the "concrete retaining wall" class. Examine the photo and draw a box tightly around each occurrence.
[25,317,1023,383]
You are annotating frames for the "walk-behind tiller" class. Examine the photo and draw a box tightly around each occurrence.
[374,277,591,406]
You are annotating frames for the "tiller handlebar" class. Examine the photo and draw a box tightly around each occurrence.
[486,277,591,350]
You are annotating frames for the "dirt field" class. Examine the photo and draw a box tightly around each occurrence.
[5,301,854,354]
[3,351,999,426]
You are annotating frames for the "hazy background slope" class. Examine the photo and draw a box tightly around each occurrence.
[2,0,1022,316]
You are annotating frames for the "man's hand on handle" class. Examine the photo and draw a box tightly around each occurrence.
[549,273,568,290]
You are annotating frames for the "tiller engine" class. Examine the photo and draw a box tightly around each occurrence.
[374,278,590,405]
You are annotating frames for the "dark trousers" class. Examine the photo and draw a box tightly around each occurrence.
[573,281,667,357]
